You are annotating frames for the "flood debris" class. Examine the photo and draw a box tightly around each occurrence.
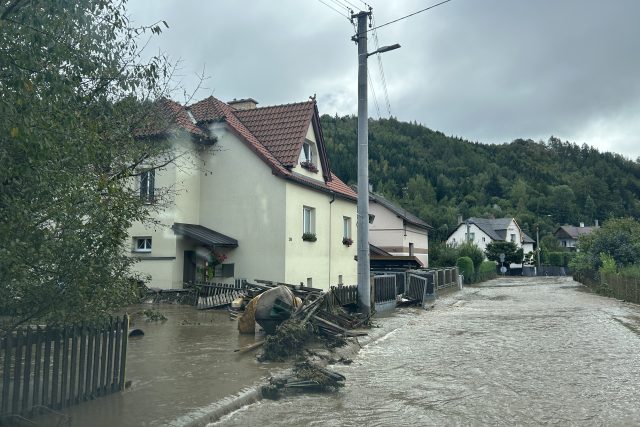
[141,309,168,321]
[261,361,345,399]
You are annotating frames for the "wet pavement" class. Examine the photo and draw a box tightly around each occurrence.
[56,305,282,427]
[215,277,640,426]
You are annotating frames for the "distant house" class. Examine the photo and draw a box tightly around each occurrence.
[554,222,598,250]
[446,217,535,265]
[368,192,431,267]
[129,96,357,290]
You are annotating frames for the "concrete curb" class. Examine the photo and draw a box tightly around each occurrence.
[175,316,402,426]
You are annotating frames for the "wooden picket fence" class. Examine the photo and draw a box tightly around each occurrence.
[0,315,129,422]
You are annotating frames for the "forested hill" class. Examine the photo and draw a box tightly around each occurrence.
[320,115,640,241]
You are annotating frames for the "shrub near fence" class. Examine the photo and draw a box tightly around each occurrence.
[457,257,474,284]
[1,316,128,421]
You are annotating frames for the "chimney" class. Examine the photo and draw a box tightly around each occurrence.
[458,215,463,225]
[228,98,258,110]
[595,219,599,227]
[579,222,585,228]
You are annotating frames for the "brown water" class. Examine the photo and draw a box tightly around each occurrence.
[215,277,640,426]
[55,305,281,427]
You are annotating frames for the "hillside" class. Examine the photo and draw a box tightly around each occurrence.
[320,115,640,241]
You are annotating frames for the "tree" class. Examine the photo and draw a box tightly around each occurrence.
[571,217,640,271]
[485,241,524,265]
[458,242,484,270]
[0,0,176,331]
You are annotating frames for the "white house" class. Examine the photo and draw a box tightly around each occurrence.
[446,217,535,265]
[368,192,431,267]
[554,222,598,250]
[128,96,357,290]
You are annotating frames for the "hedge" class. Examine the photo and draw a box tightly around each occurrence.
[456,256,474,283]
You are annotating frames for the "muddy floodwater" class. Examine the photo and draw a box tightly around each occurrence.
[217,277,640,426]
[58,305,280,427]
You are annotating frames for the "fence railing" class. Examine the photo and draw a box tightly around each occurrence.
[330,285,358,305]
[600,272,640,304]
[196,281,247,309]
[0,316,128,421]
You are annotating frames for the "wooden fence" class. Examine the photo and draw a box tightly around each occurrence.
[0,316,128,421]
[599,272,640,304]
[196,282,246,309]
[330,285,358,305]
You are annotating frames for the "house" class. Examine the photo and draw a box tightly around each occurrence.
[554,222,599,250]
[446,217,536,264]
[368,191,431,267]
[128,96,357,290]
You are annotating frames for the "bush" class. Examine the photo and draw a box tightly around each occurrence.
[547,252,564,267]
[475,261,497,283]
[430,241,459,267]
[458,242,484,270]
[456,257,474,283]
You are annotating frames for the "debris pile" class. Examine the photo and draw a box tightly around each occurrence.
[261,361,346,399]
[232,281,370,361]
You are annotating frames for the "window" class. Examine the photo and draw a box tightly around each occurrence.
[465,232,475,241]
[140,169,155,203]
[302,142,312,164]
[303,206,315,234]
[510,233,516,242]
[134,237,152,253]
[343,217,351,239]
[306,277,313,287]
[409,242,414,256]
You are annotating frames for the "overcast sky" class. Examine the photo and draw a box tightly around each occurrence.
[127,0,640,160]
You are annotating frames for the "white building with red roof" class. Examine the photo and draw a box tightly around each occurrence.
[128,96,357,290]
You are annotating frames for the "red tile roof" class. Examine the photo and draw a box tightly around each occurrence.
[187,96,356,201]
[234,101,315,167]
[135,98,211,140]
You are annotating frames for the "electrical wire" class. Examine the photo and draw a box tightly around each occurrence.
[368,68,382,119]
[317,0,351,20]
[370,14,392,116]
[367,0,452,32]
[327,0,353,14]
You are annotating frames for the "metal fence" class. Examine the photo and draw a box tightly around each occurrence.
[1,316,129,422]
[600,272,640,304]
[373,275,396,313]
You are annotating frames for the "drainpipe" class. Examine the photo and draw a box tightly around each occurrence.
[329,191,335,287]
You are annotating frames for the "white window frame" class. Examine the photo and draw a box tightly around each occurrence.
[133,237,152,253]
[140,169,155,204]
[302,141,313,164]
[343,216,351,239]
[303,206,315,234]
[510,233,516,242]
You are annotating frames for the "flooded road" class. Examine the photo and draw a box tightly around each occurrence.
[59,305,279,427]
[217,277,640,426]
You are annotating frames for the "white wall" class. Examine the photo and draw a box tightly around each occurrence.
[447,224,493,252]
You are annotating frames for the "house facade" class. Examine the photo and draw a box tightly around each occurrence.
[446,217,535,264]
[554,222,598,250]
[128,96,357,290]
[368,192,431,267]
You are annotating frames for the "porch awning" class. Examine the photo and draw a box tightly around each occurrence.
[172,223,238,248]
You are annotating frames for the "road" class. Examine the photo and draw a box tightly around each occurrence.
[216,276,640,426]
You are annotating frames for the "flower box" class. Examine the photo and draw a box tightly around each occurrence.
[302,232,317,242]
[300,161,319,173]
[342,237,353,246]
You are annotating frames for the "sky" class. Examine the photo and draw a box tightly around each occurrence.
[126,0,640,160]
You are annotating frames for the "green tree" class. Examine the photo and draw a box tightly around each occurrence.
[458,242,484,270]
[0,0,176,331]
[485,241,524,265]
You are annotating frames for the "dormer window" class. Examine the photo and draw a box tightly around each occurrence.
[303,141,312,164]
[300,140,318,173]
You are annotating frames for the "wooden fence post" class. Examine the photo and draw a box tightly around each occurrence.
[118,315,129,391]
[12,329,23,415]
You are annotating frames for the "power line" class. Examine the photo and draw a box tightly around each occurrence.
[370,14,392,116]
[367,0,452,32]
[326,0,353,14]
[317,0,350,20]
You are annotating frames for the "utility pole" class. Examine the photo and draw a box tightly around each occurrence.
[354,10,371,316]
[466,219,470,243]
[536,226,541,268]
[352,9,400,317]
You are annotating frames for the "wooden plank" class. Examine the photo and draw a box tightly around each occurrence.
[118,315,128,390]
[112,318,122,393]
[99,321,108,396]
[32,327,43,411]
[51,329,61,409]
[1,333,12,415]
[22,327,33,414]
[60,327,70,407]
[91,325,100,398]
[12,329,23,415]
[69,325,78,406]
[106,318,115,393]
[84,325,94,400]
[77,324,87,403]
[42,328,52,407]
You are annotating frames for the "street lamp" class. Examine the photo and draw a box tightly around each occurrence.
[353,11,400,317]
